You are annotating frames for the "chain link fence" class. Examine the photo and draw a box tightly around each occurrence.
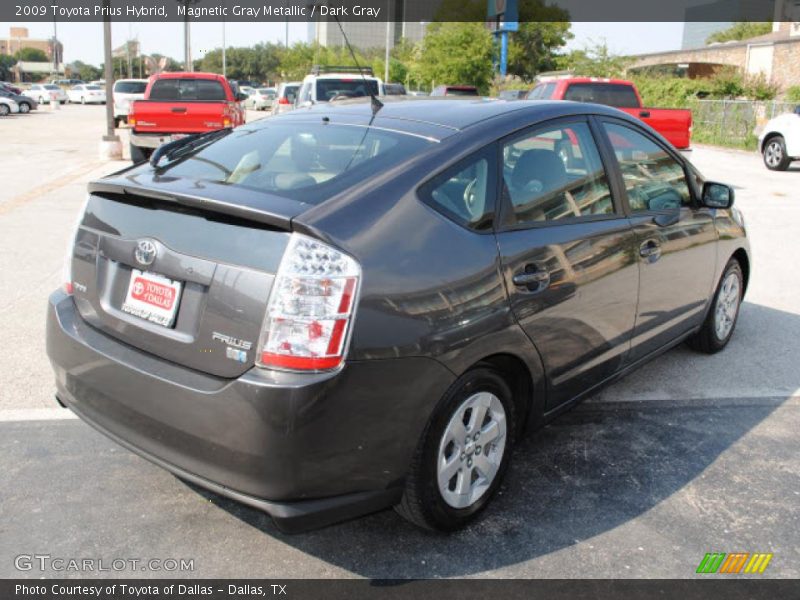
[688,99,797,150]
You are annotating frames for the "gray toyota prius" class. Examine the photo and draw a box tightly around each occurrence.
[47,98,750,532]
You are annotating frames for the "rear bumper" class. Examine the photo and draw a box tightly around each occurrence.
[46,291,454,531]
[130,132,183,149]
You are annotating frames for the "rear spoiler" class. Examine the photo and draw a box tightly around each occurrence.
[88,176,309,231]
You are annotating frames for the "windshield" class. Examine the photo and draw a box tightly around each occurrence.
[115,81,147,94]
[159,121,431,205]
[44,85,60,90]
[316,79,379,102]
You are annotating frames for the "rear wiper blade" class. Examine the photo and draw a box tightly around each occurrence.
[150,128,233,168]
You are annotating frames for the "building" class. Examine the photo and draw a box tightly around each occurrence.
[309,20,426,51]
[0,27,62,64]
[682,22,733,49]
[628,22,800,95]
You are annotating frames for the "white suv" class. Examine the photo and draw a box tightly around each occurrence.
[113,79,148,127]
[759,106,800,171]
[295,66,382,107]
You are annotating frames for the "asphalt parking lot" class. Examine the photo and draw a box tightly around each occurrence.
[0,105,798,578]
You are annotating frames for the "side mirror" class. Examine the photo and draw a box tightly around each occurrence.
[236,92,248,102]
[702,181,734,209]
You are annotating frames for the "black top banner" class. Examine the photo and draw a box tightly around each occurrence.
[2,0,791,23]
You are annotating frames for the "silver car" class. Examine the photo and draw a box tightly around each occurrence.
[0,96,19,115]
[245,87,276,111]
[24,84,68,105]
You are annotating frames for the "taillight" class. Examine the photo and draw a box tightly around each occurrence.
[278,97,290,105]
[256,234,361,372]
[62,198,89,295]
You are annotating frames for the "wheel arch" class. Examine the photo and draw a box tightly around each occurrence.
[731,247,750,294]
[760,131,782,153]
[471,352,543,439]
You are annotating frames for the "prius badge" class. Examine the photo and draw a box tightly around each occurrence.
[135,239,158,266]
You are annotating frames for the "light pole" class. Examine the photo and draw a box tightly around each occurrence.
[180,1,202,71]
[100,0,121,159]
[384,1,391,83]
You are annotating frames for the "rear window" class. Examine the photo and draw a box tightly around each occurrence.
[159,122,431,205]
[44,85,60,91]
[528,82,555,100]
[446,87,479,96]
[115,81,147,94]
[563,83,640,108]
[149,78,227,101]
[86,85,102,90]
[258,88,275,96]
[315,79,379,102]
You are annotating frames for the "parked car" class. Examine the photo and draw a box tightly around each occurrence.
[383,83,407,96]
[52,78,85,87]
[0,96,19,115]
[244,87,276,111]
[430,85,479,97]
[1,81,23,95]
[758,105,800,171]
[127,72,247,163]
[0,88,36,113]
[24,84,68,105]
[528,77,693,150]
[296,65,382,106]
[48,99,749,533]
[67,84,107,105]
[407,90,429,97]
[270,81,300,115]
[498,90,528,100]
[112,79,148,127]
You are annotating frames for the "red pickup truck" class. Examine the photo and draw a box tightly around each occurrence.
[528,77,692,150]
[128,72,247,163]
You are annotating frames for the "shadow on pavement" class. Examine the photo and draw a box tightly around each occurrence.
[182,301,799,577]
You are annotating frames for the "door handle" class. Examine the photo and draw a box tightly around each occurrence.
[513,265,550,291]
[639,239,662,261]
[171,107,187,113]
[639,110,651,118]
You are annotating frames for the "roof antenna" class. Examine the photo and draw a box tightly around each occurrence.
[332,13,383,118]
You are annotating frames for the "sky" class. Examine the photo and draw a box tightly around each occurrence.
[2,21,685,66]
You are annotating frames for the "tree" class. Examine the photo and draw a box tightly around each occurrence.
[67,60,102,82]
[557,40,631,78]
[507,22,572,82]
[14,47,48,62]
[0,55,16,81]
[413,22,494,93]
[707,22,772,44]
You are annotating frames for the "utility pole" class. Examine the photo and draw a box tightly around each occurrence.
[52,11,59,77]
[100,0,121,158]
[180,1,202,71]
[384,1,391,83]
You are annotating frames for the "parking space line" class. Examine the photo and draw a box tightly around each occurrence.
[0,160,106,215]
[0,408,78,422]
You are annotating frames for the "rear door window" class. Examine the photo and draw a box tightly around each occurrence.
[149,78,227,101]
[115,81,147,94]
[563,83,640,108]
[501,121,616,226]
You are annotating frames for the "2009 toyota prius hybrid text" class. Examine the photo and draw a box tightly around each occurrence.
[47,98,750,533]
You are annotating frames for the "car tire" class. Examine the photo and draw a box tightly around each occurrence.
[18,102,30,114]
[688,258,744,354]
[395,366,516,531]
[129,143,150,164]
[763,135,791,171]
[0,104,9,116]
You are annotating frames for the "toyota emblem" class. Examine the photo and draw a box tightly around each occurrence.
[134,240,157,266]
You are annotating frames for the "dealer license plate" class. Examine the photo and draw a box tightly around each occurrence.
[121,269,183,327]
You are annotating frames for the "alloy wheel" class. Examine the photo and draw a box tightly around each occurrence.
[19,103,29,114]
[765,141,783,168]
[437,391,507,509]
[714,271,740,341]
